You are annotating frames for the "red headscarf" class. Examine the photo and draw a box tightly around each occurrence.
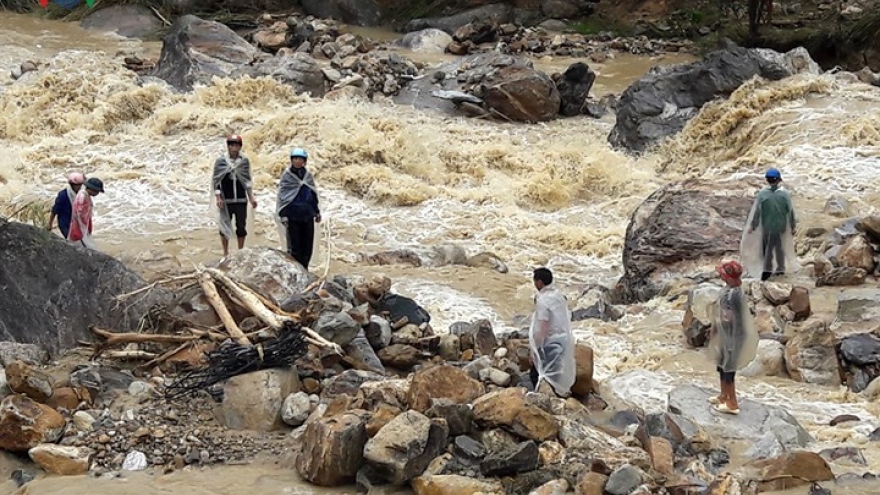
[716,260,743,287]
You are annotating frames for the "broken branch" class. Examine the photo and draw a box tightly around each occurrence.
[199,271,251,346]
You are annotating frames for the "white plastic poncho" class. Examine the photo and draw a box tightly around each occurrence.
[709,286,759,373]
[530,286,576,396]
[274,166,321,256]
[211,154,252,240]
[740,185,799,279]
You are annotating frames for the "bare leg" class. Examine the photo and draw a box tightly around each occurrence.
[725,379,739,410]
[237,236,246,250]
[221,236,229,257]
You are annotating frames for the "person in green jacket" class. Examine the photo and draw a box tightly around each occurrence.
[741,168,798,281]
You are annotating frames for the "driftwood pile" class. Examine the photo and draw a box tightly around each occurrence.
[84,267,343,389]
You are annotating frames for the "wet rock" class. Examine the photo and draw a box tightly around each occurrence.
[315,311,361,347]
[405,4,514,34]
[282,391,312,427]
[0,220,169,354]
[609,45,819,153]
[836,235,875,271]
[28,444,92,475]
[473,388,559,442]
[378,344,422,370]
[322,370,385,401]
[365,315,393,350]
[297,411,369,486]
[72,411,95,432]
[359,379,408,411]
[761,282,791,305]
[575,472,608,495]
[839,333,880,392]
[816,267,868,287]
[616,180,753,303]
[252,22,289,52]
[364,410,449,485]
[10,469,35,488]
[480,440,539,477]
[538,440,565,466]
[345,329,386,374]
[68,366,102,401]
[856,215,880,243]
[474,324,498,356]
[301,0,381,27]
[605,464,642,495]
[635,412,692,450]
[0,395,66,452]
[570,342,595,398]
[481,66,561,122]
[556,62,597,117]
[152,15,259,91]
[366,404,400,436]
[218,247,317,305]
[80,4,161,38]
[221,368,300,431]
[412,474,505,495]
[573,285,622,322]
[837,288,880,322]
[667,386,812,456]
[749,451,834,491]
[47,387,83,411]
[437,334,460,361]
[453,434,485,461]
[0,343,49,366]
[5,361,54,403]
[398,29,453,54]
[646,437,674,475]
[788,287,811,321]
[426,400,474,436]
[741,340,786,377]
[122,450,148,471]
[783,318,840,386]
[819,446,866,465]
[232,52,326,97]
[824,195,851,218]
[407,365,484,413]
[558,418,650,471]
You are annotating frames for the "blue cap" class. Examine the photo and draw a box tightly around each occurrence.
[765,168,781,180]
[290,148,308,159]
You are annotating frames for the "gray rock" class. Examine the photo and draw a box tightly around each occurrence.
[301,0,382,27]
[282,391,312,427]
[321,370,386,401]
[404,4,514,34]
[344,330,385,374]
[69,366,102,399]
[0,219,170,354]
[221,368,300,431]
[152,15,259,92]
[605,464,643,495]
[824,195,851,218]
[453,435,486,461]
[11,469,35,488]
[556,62,597,117]
[572,284,623,322]
[0,343,49,367]
[838,333,880,392]
[667,385,812,457]
[398,29,453,54]
[480,440,539,477]
[232,53,326,97]
[365,315,392,349]
[315,311,361,347]
[364,410,449,485]
[426,400,474,436]
[431,90,484,105]
[837,289,880,323]
[463,355,493,381]
[80,4,161,38]
[609,45,820,153]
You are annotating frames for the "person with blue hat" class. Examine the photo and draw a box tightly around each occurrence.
[276,148,321,269]
[740,168,798,281]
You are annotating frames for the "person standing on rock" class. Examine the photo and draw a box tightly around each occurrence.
[741,168,798,281]
[68,177,104,249]
[276,148,321,269]
[48,172,85,239]
[708,260,758,415]
[212,134,257,258]
[529,268,576,398]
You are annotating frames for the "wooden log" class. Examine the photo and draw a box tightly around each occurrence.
[90,326,200,346]
[198,271,251,347]
[103,350,157,360]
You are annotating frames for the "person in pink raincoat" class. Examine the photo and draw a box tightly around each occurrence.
[68,177,104,249]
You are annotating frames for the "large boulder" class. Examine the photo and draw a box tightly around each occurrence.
[404,4,515,34]
[80,5,162,38]
[472,387,559,442]
[615,180,753,303]
[297,411,369,486]
[837,288,880,323]
[301,0,382,27]
[838,333,880,392]
[364,410,449,485]
[0,395,66,452]
[218,247,317,305]
[482,66,561,122]
[152,15,259,91]
[555,62,597,117]
[667,385,812,457]
[397,29,453,54]
[783,318,840,386]
[231,53,326,97]
[28,444,92,475]
[609,45,820,153]
[0,219,169,354]
[407,365,484,413]
[220,368,300,431]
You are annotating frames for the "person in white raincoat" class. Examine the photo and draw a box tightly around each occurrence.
[740,168,798,281]
[68,177,104,250]
[212,135,257,257]
[708,260,758,415]
[275,148,321,269]
[529,268,576,397]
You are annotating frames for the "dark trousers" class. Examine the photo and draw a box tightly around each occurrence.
[286,219,315,269]
[225,202,248,238]
[761,229,785,280]
[717,366,736,384]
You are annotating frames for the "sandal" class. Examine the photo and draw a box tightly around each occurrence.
[707,396,721,405]
[714,403,740,415]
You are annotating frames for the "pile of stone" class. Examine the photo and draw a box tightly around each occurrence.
[440,22,693,60]
[809,213,880,287]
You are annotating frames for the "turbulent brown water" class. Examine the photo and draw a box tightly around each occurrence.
[1,11,880,495]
